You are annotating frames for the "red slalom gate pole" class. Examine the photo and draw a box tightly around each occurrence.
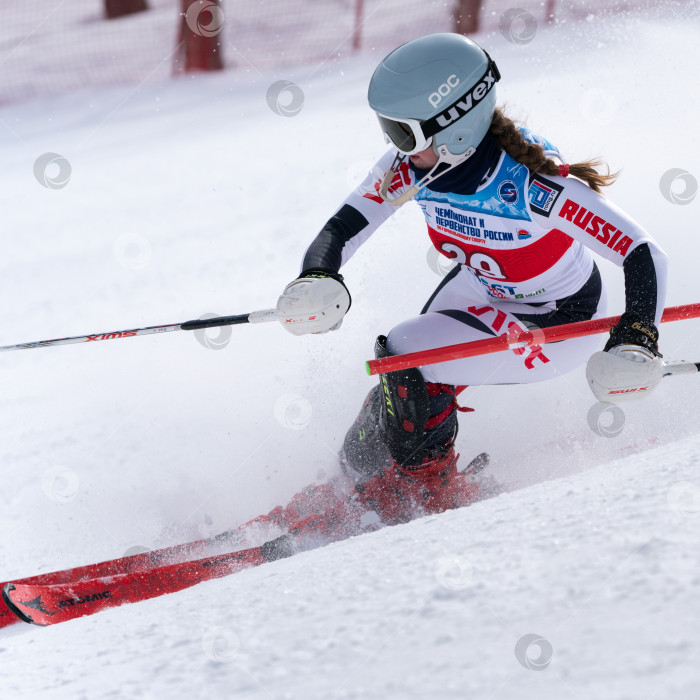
[366,303,700,376]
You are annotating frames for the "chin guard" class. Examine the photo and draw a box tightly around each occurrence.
[379,146,476,206]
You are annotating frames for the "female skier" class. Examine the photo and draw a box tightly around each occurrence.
[275,33,668,528]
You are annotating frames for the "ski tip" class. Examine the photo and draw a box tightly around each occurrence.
[1,584,35,626]
[365,361,371,376]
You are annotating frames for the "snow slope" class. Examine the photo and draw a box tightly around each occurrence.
[1,4,699,698]
[3,436,700,700]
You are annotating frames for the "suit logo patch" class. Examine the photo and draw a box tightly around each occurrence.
[528,175,563,217]
[498,180,519,204]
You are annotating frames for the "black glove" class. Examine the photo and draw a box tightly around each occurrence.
[299,269,352,300]
[603,312,661,357]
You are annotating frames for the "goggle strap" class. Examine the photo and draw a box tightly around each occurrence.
[422,56,500,139]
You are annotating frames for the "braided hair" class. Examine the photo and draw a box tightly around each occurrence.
[489,107,618,193]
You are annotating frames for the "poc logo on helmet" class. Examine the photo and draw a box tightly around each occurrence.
[428,75,460,108]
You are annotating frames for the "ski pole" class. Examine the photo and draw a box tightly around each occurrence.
[366,302,700,375]
[0,308,277,353]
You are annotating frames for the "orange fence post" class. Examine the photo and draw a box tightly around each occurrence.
[545,0,557,23]
[178,0,224,72]
[453,0,480,34]
[104,0,148,20]
[352,0,364,52]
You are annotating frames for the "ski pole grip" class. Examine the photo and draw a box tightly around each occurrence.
[247,308,278,324]
[181,308,276,331]
[663,360,700,376]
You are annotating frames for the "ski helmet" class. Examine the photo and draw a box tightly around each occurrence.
[368,33,500,159]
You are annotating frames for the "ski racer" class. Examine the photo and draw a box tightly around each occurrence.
[275,33,668,528]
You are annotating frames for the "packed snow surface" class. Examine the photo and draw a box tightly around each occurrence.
[1,4,699,699]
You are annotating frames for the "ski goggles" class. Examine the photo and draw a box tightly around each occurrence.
[375,55,501,156]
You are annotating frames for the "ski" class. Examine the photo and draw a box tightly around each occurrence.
[0,516,273,630]
[0,453,493,629]
[2,533,295,627]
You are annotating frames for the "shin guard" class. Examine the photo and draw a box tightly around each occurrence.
[342,336,463,478]
[374,336,458,468]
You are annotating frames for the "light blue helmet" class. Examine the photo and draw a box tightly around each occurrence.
[368,33,500,158]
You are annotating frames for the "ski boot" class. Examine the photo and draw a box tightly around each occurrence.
[341,336,482,525]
